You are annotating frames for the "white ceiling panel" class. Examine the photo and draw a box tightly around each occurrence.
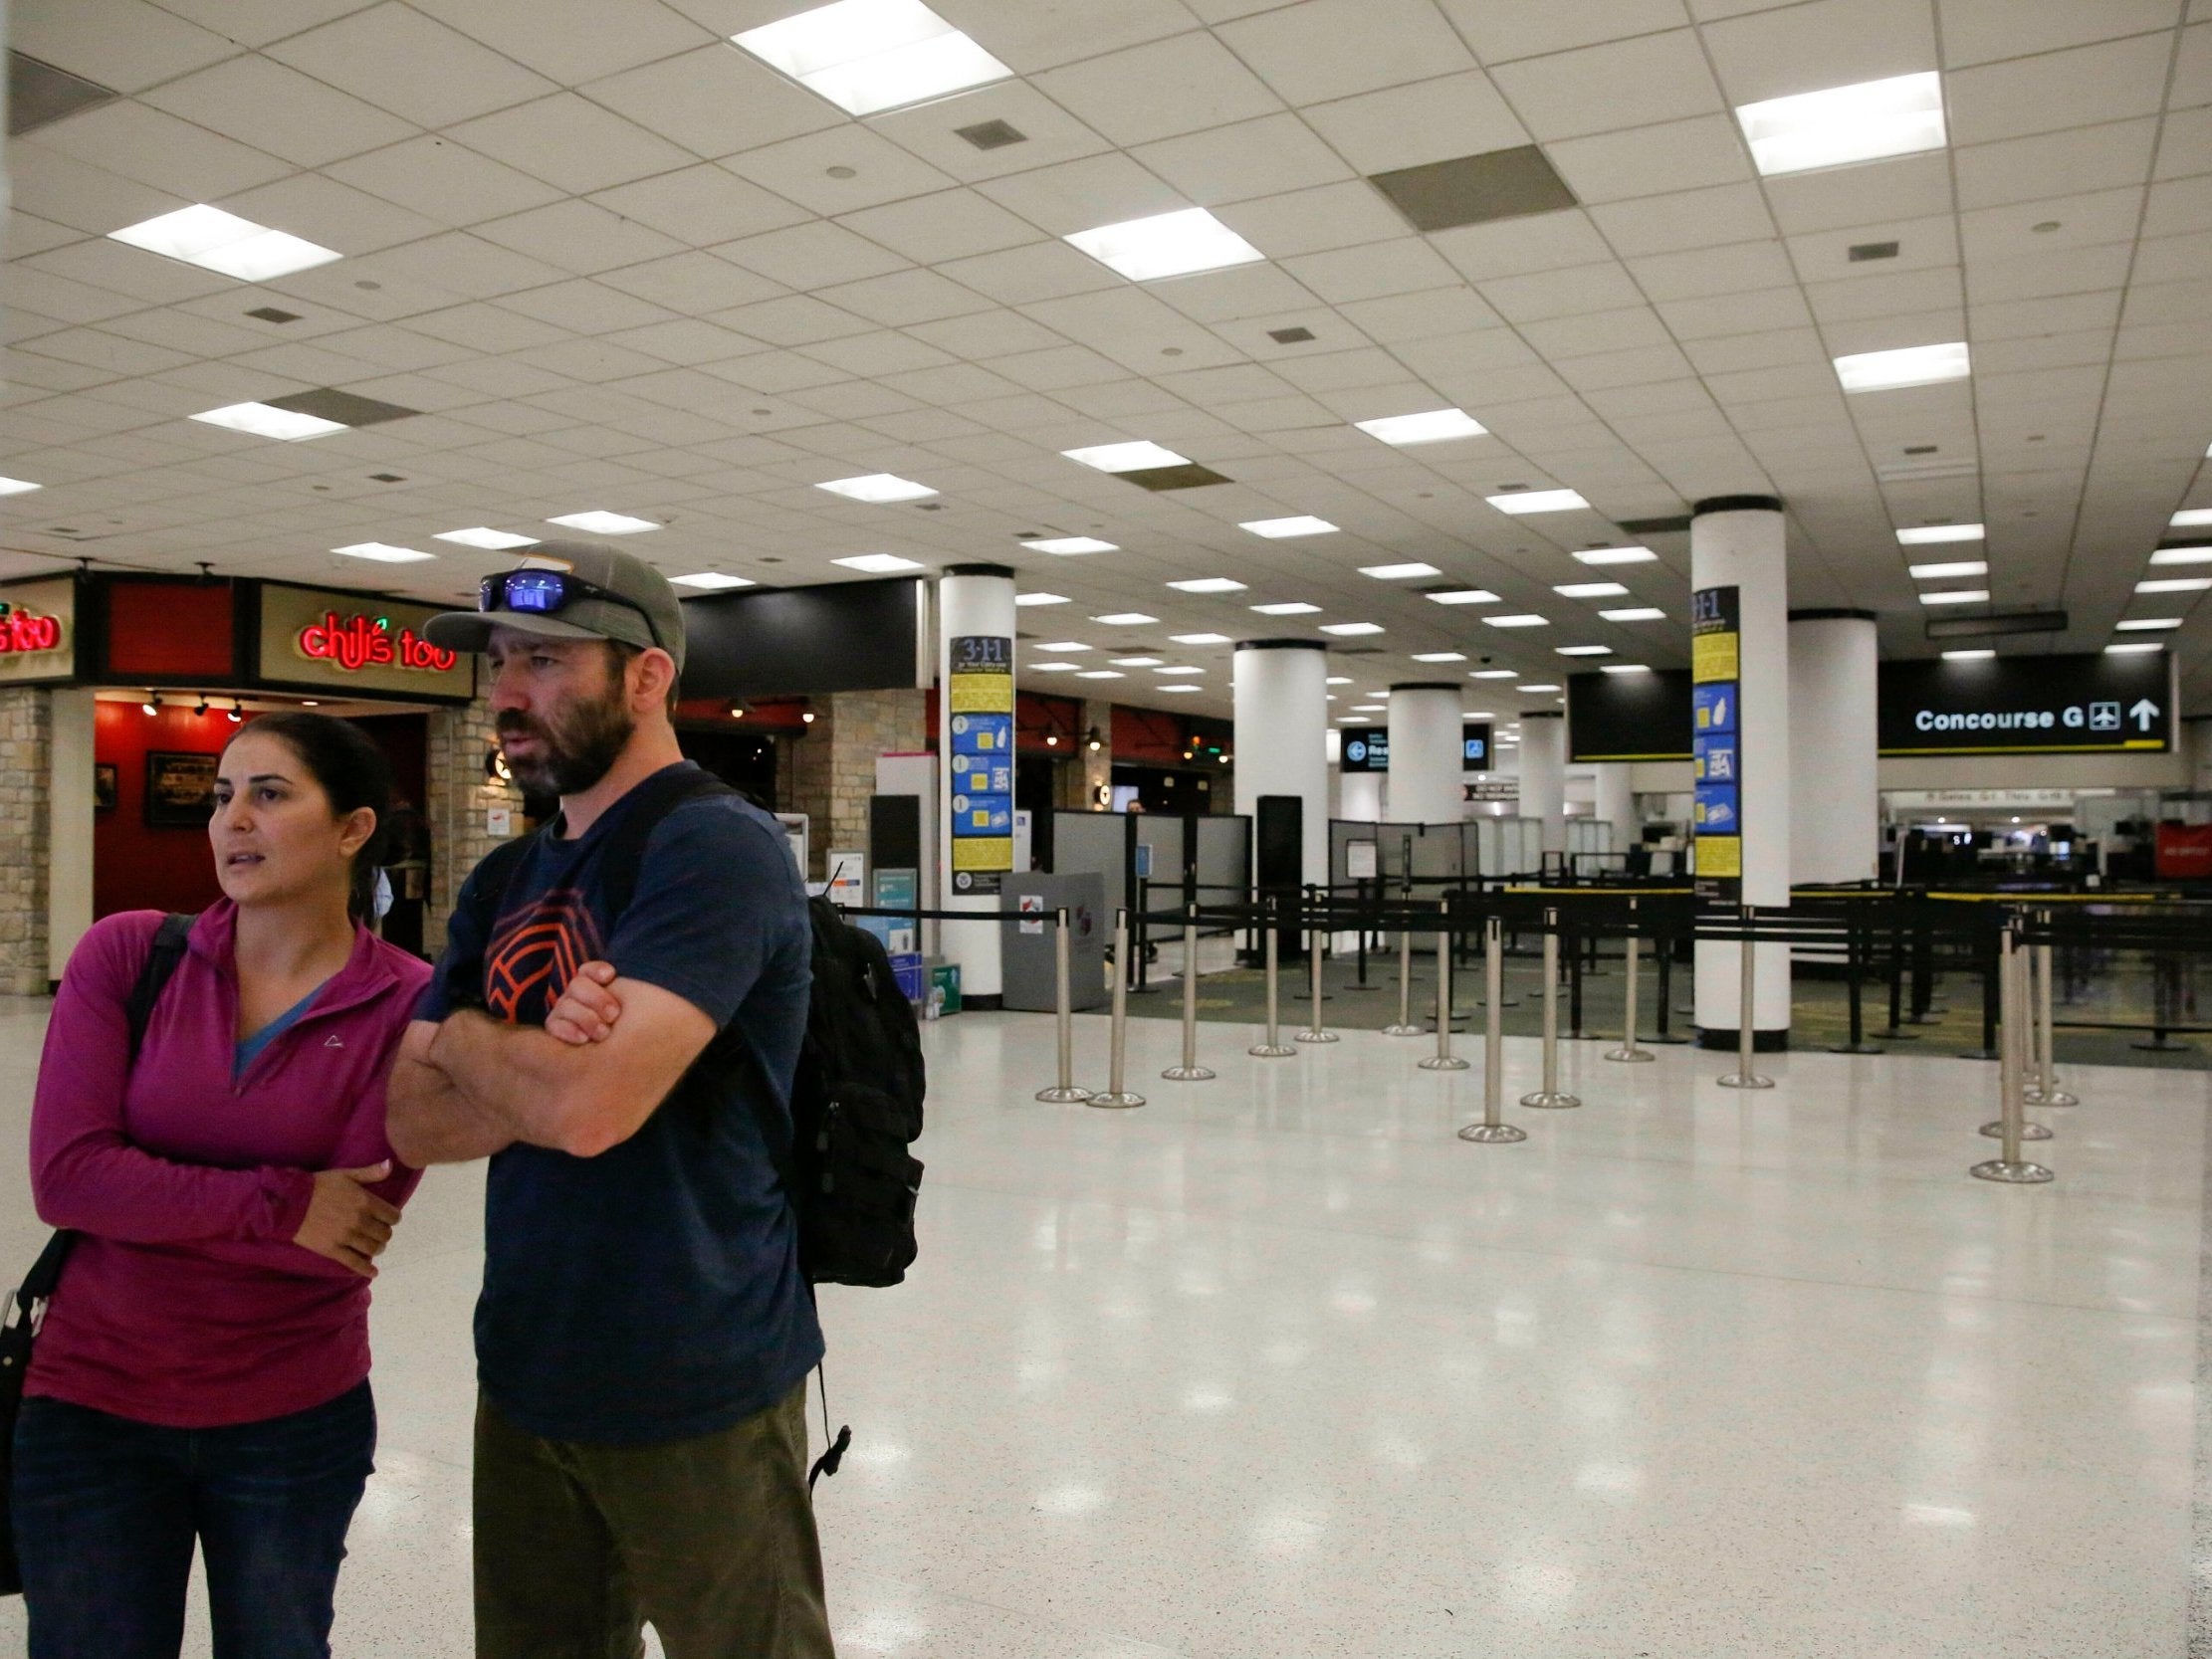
[1034,32,1284,146]
[1947,33,2177,147]
[265,4,558,128]
[447,95,698,196]
[1133,112,1355,204]
[1488,30,1727,141]
[1217,0,1478,106]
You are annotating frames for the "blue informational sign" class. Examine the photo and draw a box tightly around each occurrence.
[1692,733,1737,783]
[1692,682,1736,735]
[952,792,1013,835]
[948,711,1011,754]
[947,750,1013,795]
[1693,782,1740,833]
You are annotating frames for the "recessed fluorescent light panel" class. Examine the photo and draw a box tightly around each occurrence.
[436,527,539,550]
[2149,548,2212,565]
[109,204,341,282]
[1555,645,1612,657]
[2137,576,2212,593]
[732,0,1013,117]
[1907,560,1987,579]
[1941,649,1995,661]
[1014,591,1069,606]
[1427,589,1499,606]
[2169,509,2212,528]
[1469,670,1517,679]
[1354,408,1486,446]
[670,572,756,590]
[817,473,935,504]
[1517,683,1561,693]
[1572,546,1658,564]
[1250,601,1321,616]
[1075,669,1124,680]
[2105,642,2163,654]
[1021,536,1117,554]
[1035,642,1090,653]
[1599,607,1666,622]
[1918,589,1990,605]
[1064,207,1263,283]
[1172,633,1230,645]
[548,511,658,533]
[1155,666,1203,676]
[1111,656,1162,667]
[1094,612,1158,625]
[332,541,434,563]
[1241,516,1338,538]
[1027,662,1079,671]
[1486,489,1589,515]
[1483,614,1548,628]
[1318,622,1384,636]
[2114,618,2181,630]
[1168,577,1246,593]
[1554,581,1628,598]
[190,401,345,441]
[1601,664,1652,674]
[1157,683,1202,694]
[833,553,925,573]
[1896,523,1984,544]
[1359,562,1439,579]
[0,477,41,495]
[1411,652,1466,663]
[1735,72,1946,178]
[1061,441,1189,473]
[1834,341,1969,392]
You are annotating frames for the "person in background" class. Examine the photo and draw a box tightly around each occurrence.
[13,712,430,1659]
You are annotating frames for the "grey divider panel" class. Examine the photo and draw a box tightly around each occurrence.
[1000,873,1107,1012]
[1051,810,1128,918]
[1136,812,1185,902]
[1194,813,1250,908]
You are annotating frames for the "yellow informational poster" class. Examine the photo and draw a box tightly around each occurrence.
[947,633,1014,895]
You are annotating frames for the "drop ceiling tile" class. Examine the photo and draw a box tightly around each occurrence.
[475,200,689,276]
[267,3,558,127]
[1955,119,2160,211]
[1214,180,1413,258]
[1489,30,1725,141]
[1947,34,2173,147]
[1298,71,1530,175]
[908,309,1065,359]
[1969,327,2121,374]
[366,232,567,300]
[141,55,416,170]
[1432,208,1614,279]
[1762,151,1955,234]
[1033,32,1284,146]
[1589,182,1777,257]
[1438,0,1692,63]
[798,330,959,378]
[1626,240,1795,302]
[1482,261,1646,320]
[19,237,232,307]
[1783,214,1959,281]
[1150,263,1323,324]
[723,126,960,216]
[1557,343,1699,390]
[1546,114,1756,205]
[33,101,296,201]
[1821,306,1970,355]
[588,166,813,247]
[1964,241,2132,303]
[2175,21,2212,107]
[447,95,698,196]
[497,279,680,334]
[328,135,567,224]
[928,0,1203,73]
[1518,305,1673,357]
[975,152,1193,238]
[2143,173,2212,238]
[1133,113,1356,204]
[1334,286,1502,343]
[936,240,1123,305]
[713,295,877,347]
[1217,0,1477,105]
[985,344,1133,392]
[868,82,1117,183]
[16,327,197,378]
[601,318,767,366]
[1808,265,1968,326]
[1281,238,1459,305]
[814,269,995,326]
[4,144,176,238]
[719,222,911,289]
[1700,0,1939,104]
[407,0,713,85]
[1020,287,1246,371]
[12,0,238,95]
[1937,0,2181,68]
[1655,285,1816,338]
[402,303,572,354]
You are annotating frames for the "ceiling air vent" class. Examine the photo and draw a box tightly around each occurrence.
[8,52,117,134]
[265,389,419,427]
[1368,145,1577,234]
[1266,326,1316,343]
[246,307,304,324]
[1118,463,1232,492]
[1848,240,1900,262]
[955,118,1026,150]
[1617,515,1692,535]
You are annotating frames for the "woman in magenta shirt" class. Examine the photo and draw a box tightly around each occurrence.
[14,713,430,1659]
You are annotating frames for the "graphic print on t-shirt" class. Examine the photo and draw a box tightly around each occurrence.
[485,888,603,1024]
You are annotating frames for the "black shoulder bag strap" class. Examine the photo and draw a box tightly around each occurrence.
[7,912,195,1353]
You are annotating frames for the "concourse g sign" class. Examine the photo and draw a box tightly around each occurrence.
[1878,651,2171,756]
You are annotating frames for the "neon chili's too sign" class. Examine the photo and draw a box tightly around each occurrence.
[297,611,459,674]
[0,601,64,656]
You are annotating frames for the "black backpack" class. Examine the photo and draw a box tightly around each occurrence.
[2,911,194,1596]
[463,766,927,1289]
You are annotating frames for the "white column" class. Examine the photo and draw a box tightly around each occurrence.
[1789,611,1878,885]
[1593,762,1636,856]
[1386,682,1462,826]
[1517,710,1566,854]
[48,688,95,982]
[1691,496,1791,1044]
[938,564,1016,1005]
[1338,771,1384,822]
[1232,640,1329,889]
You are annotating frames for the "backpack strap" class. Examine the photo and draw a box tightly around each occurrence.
[592,765,738,921]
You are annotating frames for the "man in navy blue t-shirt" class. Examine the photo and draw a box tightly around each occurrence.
[387,542,833,1658]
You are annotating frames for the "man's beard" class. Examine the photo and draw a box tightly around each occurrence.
[498,669,634,796]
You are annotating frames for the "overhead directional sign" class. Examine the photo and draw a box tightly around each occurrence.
[1339,726,1388,772]
[1877,651,2171,755]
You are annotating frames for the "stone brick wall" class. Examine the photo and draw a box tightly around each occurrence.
[0,688,51,995]
[423,697,522,960]
[785,689,928,880]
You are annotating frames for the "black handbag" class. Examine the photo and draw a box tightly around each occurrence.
[0,913,193,1595]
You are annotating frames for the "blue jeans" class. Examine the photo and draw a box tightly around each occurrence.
[11,1380,375,1659]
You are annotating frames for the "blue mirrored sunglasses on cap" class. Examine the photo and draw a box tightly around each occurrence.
[478,569,659,648]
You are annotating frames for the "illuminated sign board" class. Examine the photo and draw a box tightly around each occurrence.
[296,611,459,674]
[254,582,476,702]
[0,577,77,685]
[1878,652,2170,754]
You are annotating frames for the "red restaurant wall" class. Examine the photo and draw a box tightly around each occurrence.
[105,580,235,681]
[95,702,236,918]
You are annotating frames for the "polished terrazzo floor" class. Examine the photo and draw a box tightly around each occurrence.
[2,990,2206,1657]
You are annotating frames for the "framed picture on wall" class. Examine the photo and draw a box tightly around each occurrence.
[144,750,218,828]
[94,763,117,813]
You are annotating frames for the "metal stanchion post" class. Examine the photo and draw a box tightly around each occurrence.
[1604,901,1655,1063]
[1717,905,1774,1089]
[1521,908,1579,1109]
[1034,907,1093,1105]
[1090,909,1146,1108]
[1162,904,1215,1082]
[1296,888,1338,1044]
[1973,925,2054,1182]
[1830,908,1885,1055]
[1419,905,1468,1072]
[1249,896,1296,1059]
[1383,914,1424,1037]
[2027,911,2077,1106]
[1459,916,1526,1143]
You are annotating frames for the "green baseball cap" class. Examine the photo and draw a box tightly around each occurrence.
[425,539,687,677]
